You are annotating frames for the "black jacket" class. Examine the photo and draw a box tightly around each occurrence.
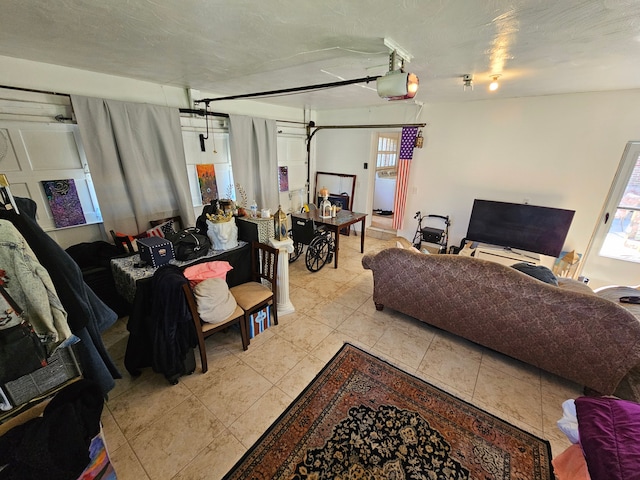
[149,265,197,382]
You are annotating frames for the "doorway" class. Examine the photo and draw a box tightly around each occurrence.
[583,141,640,288]
[371,132,400,231]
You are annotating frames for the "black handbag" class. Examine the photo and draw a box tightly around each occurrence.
[0,284,48,384]
[168,228,211,261]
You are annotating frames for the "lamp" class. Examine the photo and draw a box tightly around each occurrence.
[274,205,288,240]
[319,187,332,219]
[489,75,500,91]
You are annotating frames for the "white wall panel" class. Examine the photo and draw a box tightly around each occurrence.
[20,129,82,170]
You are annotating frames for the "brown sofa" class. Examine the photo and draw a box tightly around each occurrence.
[362,247,640,395]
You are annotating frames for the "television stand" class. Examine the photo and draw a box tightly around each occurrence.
[473,245,540,267]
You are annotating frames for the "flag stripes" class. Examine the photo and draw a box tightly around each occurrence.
[392,127,418,230]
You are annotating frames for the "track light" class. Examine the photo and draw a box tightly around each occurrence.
[376,71,419,100]
[462,74,473,91]
[489,75,500,91]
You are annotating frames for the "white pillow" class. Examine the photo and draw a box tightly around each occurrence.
[193,278,237,324]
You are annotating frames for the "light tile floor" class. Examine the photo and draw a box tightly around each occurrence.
[101,233,581,480]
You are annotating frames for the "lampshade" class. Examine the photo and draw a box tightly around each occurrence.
[377,71,419,100]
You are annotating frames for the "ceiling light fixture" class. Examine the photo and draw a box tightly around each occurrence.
[462,74,473,91]
[489,75,501,91]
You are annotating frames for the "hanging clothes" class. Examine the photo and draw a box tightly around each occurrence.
[149,264,197,384]
[0,220,71,351]
[0,198,121,396]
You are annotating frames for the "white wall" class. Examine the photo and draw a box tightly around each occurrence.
[316,90,640,284]
[373,176,396,211]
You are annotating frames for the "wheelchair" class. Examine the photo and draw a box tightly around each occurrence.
[288,214,335,272]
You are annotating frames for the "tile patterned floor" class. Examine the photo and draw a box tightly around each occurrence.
[101,233,581,480]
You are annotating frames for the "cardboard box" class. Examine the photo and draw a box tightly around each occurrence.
[137,236,175,267]
[249,306,271,338]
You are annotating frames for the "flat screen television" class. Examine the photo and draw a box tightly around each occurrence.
[465,199,575,258]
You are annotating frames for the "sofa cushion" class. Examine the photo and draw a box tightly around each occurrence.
[511,262,558,286]
[575,396,640,480]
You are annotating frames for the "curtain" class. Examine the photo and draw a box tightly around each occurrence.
[392,127,419,230]
[71,96,195,235]
[228,115,278,213]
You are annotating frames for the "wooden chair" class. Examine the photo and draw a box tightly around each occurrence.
[230,242,279,334]
[182,283,248,373]
[110,230,135,255]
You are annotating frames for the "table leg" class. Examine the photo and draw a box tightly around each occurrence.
[333,227,340,268]
[360,218,366,253]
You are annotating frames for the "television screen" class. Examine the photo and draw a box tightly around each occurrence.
[465,200,575,257]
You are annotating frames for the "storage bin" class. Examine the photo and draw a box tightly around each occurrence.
[137,236,175,267]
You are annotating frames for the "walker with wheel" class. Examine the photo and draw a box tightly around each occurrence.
[412,211,450,253]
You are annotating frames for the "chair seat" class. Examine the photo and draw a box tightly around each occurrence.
[230,282,272,310]
[200,304,244,333]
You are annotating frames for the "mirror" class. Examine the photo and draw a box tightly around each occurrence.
[314,171,356,210]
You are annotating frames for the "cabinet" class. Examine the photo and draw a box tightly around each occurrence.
[474,246,540,267]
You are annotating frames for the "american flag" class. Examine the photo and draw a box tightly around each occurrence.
[392,127,418,230]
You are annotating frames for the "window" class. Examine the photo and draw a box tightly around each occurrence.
[599,148,640,262]
[376,133,400,170]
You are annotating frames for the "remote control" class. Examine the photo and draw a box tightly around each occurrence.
[619,296,640,304]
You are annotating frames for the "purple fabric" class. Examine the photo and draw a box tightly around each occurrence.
[575,396,640,480]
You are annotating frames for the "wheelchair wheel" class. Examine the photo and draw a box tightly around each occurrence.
[305,235,331,272]
[288,230,304,263]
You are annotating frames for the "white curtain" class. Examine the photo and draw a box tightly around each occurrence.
[228,115,278,213]
[71,95,195,235]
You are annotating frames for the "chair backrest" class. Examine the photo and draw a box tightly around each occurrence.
[291,217,316,245]
[110,230,135,255]
[251,241,279,296]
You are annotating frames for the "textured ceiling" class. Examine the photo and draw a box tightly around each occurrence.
[2,0,640,110]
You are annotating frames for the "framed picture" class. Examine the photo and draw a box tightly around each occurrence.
[196,164,218,204]
[41,179,86,228]
[279,166,289,192]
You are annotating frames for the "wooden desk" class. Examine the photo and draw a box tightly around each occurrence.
[291,210,367,268]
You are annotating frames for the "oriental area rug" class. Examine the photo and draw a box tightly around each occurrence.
[223,343,554,480]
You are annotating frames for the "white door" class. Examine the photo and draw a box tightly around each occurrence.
[370,132,399,231]
[582,142,640,288]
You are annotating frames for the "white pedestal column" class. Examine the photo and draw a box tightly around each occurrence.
[269,237,295,316]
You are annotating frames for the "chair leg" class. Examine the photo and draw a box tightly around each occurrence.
[239,315,249,350]
[196,333,208,374]
[271,301,278,326]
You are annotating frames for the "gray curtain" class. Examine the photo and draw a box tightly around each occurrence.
[228,115,278,213]
[71,95,195,235]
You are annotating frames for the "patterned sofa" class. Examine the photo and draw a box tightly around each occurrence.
[362,247,640,395]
